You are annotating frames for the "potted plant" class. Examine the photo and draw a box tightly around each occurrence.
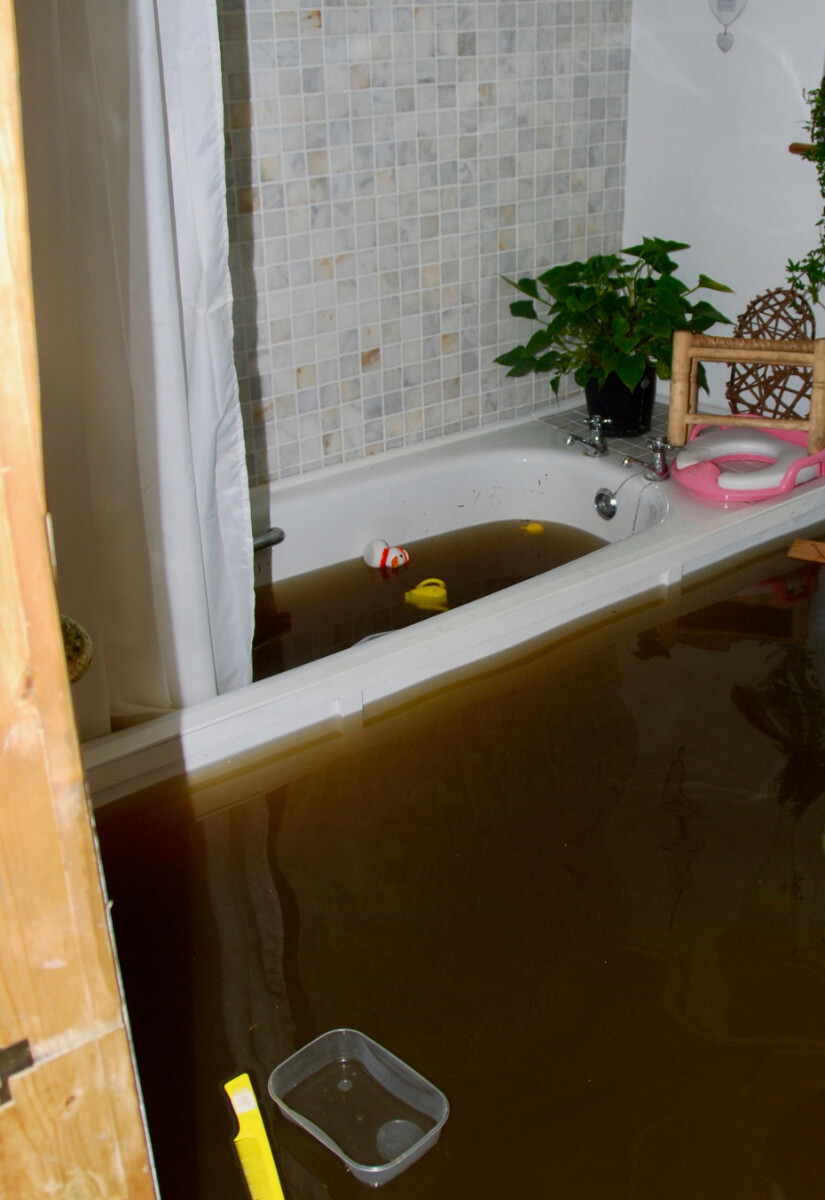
[495,237,733,435]
[787,76,825,310]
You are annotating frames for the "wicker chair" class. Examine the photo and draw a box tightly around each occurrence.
[667,287,825,453]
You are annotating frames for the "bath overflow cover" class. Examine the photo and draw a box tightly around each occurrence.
[594,488,617,520]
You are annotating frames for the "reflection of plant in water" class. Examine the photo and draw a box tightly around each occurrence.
[659,746,707,931]
[731,646,825,817]
[631,626,671,660]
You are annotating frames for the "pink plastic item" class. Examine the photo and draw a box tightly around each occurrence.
[671,424,825,503]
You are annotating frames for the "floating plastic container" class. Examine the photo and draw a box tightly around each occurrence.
[268,1029,449,1187]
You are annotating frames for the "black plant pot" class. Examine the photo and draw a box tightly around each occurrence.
[584,364,656,437]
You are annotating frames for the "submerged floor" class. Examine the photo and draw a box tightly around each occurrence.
[96,554,825,1200]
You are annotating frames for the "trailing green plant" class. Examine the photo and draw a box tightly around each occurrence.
[786,77,825,309]
[495,237,732,395]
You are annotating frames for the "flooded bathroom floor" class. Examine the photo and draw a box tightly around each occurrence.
[95,553,825,1200]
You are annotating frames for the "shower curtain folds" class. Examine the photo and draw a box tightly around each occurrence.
[22,0,252,737]
[126,0,254,713]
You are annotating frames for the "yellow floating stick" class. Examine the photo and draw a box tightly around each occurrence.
[224,1073,286,1200]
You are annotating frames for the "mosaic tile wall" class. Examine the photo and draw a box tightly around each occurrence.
[218,0,633,484]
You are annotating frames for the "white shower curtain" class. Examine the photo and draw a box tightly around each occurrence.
[125,0,254,709]
[20,0,254,734]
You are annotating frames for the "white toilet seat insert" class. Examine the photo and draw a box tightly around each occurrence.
[674,428,817,492]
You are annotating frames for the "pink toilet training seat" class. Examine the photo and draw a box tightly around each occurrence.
[671,425,825,502]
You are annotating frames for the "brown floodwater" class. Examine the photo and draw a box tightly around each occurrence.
[253,519,605,678]
[95,551,825,1200]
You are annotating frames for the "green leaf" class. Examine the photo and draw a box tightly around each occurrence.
[612,316,631,341]
[613,354,647,391]
[539,262,586,290]
[502,275,543,302]
[494,346,536,367]
[640,309,675,341]
[696,273,734,293]
[688,300,732,329]
[623,237,690,275]
[509,300,539,320]
[653,290,689,320]
[514,277,541,299]
[624,237,690,257]
[652,273,690,296]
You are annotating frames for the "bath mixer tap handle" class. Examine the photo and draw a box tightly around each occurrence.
[566,413,611,457]
[622,436,673,480]
[647,437,673,471]
[585,414,611,433]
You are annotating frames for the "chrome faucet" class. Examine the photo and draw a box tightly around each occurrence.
[566,414,611,457]
[622,436,672,480]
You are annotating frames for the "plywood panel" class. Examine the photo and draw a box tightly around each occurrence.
[0,1034,156,1196]
[0,0,158,1192]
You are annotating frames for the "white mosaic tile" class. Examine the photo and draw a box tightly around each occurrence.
[218,0,633,484]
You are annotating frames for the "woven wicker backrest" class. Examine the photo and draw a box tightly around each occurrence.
[726,288,816,419]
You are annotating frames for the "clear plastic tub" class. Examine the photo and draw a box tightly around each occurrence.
[267,1029,449,1187]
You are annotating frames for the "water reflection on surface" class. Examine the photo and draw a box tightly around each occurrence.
[96,556,825,1200]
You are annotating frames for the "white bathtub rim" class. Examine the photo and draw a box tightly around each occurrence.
[84,457,825,807]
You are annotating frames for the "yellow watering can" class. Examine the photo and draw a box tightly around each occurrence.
[404,578,448,612]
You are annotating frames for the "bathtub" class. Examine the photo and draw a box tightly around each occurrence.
[84,414,825,806]
[248,419,668,587]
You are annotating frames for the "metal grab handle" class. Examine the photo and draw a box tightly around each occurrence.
[253,527,285,553]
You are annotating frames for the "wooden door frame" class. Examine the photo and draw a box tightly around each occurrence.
[0,0,158,1192]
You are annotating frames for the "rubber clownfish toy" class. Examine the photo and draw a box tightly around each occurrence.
[363,539,410,571]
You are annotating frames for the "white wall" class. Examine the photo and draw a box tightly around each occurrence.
[623,0,825,408]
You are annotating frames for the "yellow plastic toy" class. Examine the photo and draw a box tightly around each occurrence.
[520,521,544,535]
[224,1073,286,1200]
[404,578,448,611]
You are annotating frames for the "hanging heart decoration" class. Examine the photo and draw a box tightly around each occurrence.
[708,0,747,51]
[708,0,748,25]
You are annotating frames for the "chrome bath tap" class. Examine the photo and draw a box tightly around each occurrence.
[622,436,672,480]
[566,414,611,457]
